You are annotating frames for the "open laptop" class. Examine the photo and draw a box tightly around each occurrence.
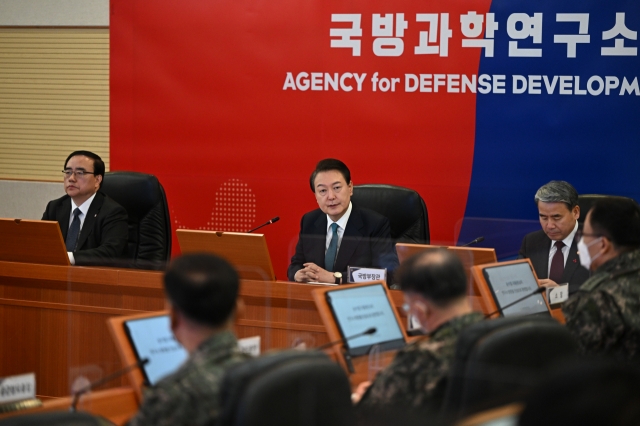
[323,282,407,356]
[122,314,189,386]
[0,218,69,265]
[481,261,550,317]
[176,230,275,281]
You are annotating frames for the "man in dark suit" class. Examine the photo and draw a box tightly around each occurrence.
[518,180,589,294]
[288,159,399,284]
[42,150,128,266]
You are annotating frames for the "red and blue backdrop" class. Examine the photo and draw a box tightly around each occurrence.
[110,0,640,279]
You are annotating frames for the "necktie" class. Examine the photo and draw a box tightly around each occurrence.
[549,241,565,283]
[66,208,82,252]
[325,223,339,272]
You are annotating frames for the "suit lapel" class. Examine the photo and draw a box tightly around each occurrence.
[56,198,72,240]
[561,238,581,284]
[532,234,551,279]
[76,193,104,250]
[311,213,328,268]
[334,208,363,272]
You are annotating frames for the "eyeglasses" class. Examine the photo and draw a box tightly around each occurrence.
[62,169,96,178]
[576,230,602,241]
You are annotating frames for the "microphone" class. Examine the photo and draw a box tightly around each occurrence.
[460,236,485,247]
[484,287,546,318]
[247,216,280,233]
[70,358,149,412]
[315,327,377,351]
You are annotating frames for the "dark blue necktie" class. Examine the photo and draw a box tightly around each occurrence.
[325,223,339,272]
[66,208,82,252]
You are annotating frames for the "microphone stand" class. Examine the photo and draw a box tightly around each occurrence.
[315,328,377,374]
[70,358,149,412]
[484,287,546,318]
[247,217,279,233]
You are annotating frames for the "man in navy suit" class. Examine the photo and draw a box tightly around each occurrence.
[42,150,128,266]
[288,159,399,285]
[518,180,589,295]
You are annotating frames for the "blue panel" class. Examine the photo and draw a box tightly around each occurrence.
[459,0,640,258]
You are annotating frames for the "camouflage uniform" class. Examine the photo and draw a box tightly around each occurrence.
[357,312,484,411]
[563,248,640,361]
[127,330,251,426]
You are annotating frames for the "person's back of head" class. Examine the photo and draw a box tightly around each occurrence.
[589,198,640,251]
[398,249,467,307]
[164,252,240,327]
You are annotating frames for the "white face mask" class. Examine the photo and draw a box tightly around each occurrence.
[578,236,602,270]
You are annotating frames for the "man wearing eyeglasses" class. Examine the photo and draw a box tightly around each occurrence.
[42,150,128,266]
[563,198,640,361]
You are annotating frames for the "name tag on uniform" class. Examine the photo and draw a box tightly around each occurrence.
[546,284,569,307]
[348,266,387,283]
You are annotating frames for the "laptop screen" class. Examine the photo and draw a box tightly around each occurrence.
[325,283,406,356]
[123,315,189,386]
[482,262,550,317]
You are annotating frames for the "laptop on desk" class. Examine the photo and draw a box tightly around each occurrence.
[176,229,275,281]
[0,218,69,265]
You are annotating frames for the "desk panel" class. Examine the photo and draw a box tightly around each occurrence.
[0,261,410,398]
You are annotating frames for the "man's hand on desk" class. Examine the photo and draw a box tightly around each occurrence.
[351,381,372,404]
[294,263,336,284]
[538,279,559,288]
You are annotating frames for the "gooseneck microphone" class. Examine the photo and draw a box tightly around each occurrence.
[315,327,378,351]
[460,236,485,247]
[70,358,149,412]
[247,216,280,233]
[315,327,377,374]
[484,287,546,318]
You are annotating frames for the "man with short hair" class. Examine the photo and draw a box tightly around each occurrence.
[353,250,484,411]
[518,180,589,294]
[288,158,399,284]
[563,198,640,361]
[127,253,251,426]
[42,150,128,265]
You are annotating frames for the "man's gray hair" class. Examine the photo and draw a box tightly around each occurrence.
[534,181,579,209]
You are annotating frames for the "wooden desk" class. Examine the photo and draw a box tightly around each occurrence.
[0,261,410,399]
[0,387,138,425]
[0,261,165,398]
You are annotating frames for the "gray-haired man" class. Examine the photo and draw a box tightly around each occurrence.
[518,180,589,294]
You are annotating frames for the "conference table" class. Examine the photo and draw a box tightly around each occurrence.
[0,260,411,422]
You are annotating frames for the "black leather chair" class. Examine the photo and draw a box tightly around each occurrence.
[577,194,637,224]
[351,184,429,244]
[100,171,171,270]
[219,351,355,426]
[442,316,579,417]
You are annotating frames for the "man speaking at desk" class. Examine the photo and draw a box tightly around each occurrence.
[288,158,399,285]
[42,150,128,266]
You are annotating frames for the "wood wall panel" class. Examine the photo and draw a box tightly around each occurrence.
[0,28,110,181]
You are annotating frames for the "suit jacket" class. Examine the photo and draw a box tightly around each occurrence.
[42,191,129,266]
[287,206,399,284]
[518,229,590,295]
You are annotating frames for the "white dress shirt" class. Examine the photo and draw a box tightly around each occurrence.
[325,202,353,257]
[547,220,578,277]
